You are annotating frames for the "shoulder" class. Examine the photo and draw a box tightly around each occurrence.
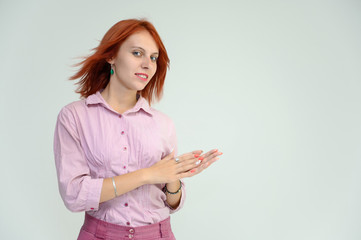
[149,107,177,136]
[57,99,87,121]
[62,99,86,111]
[150,107,174,125]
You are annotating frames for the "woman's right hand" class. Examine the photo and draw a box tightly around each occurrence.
[144,150,203,184]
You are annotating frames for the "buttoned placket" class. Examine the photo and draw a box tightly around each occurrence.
[119,113,131,226]
[119,117,128,172]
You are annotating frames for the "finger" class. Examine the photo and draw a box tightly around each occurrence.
[195,156,205,166]
[171,149,176,156]
[200,149,218,159]
[201,157,219,169]
[166,149,176,160]
[179,151,201,160]
[177,168,198,179]
[193,154,212,166]
[183,152,211,167]
[176,149,218,166]
[178,157,219,178]
[192,155,220,172]
[183,156,220,177]
[181,160,201,172]
[176,160,198,173]
[201,150,221,164]
[176,153,201,165]
[191,150,203,155]
[189,164,206,176]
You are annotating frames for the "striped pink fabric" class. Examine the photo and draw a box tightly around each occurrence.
[54,90,185,227]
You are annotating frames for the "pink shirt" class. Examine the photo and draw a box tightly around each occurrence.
[53,91,185,227]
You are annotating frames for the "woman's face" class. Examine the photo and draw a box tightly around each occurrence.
[109,30,159,92]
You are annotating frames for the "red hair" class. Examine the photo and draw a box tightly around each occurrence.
[69,19,169,105]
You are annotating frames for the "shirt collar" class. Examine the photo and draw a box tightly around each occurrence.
[85,91,153,116]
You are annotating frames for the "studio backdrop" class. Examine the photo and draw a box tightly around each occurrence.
[1,0,360,239]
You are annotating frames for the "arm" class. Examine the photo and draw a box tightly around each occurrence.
[55,107,221,211]
[99,149,222,204]
[54,107,155,209]
[54,107,103,212]
[100,172,182,206]
[100,154,190,205]
[163,180,183,209]
[54,107,150,209]
[99,169,147,203]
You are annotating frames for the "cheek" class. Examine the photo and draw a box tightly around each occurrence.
[117,58,135,70]
[151,65,157,78]
[115,60,126,72]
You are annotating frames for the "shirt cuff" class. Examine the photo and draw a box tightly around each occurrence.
[85,178,104,211]
[165,180,186,214]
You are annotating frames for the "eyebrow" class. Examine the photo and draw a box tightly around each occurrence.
[131,46,159,55]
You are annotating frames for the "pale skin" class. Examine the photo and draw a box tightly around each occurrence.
[98,30,222,208]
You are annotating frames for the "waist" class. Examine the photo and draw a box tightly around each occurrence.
[88,194,171,226]
[82,213,173,239]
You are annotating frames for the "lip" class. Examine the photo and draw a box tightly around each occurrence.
[135,73,149,81]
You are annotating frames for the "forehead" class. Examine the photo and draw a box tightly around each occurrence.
[121,30,159,53]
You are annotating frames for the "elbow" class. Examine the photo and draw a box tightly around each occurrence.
[60,186,86,212]
[63,197,85,212]
[59,178,87,212]
[58,176,101,213]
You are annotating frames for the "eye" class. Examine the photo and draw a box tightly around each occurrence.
[150,56,158,62]
[132,51,142,57]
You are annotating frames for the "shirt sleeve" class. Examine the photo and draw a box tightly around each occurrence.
[165,180,186,214]
[164,119,186,213]
[53,106,103,212]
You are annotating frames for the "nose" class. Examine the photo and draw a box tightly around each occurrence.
[141,57,151,69]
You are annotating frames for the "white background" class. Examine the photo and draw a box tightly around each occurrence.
[1,0,361,239]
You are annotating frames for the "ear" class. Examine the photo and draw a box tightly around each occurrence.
[106,57,115,65]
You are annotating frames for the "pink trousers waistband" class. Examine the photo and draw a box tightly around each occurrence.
[79,213,175,240]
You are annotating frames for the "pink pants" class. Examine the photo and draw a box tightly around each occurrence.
[77,213,176,240]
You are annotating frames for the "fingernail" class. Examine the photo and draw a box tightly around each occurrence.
[191,169,196,173]
[194,154,199,158]
[198,156,204,161]
[218,152,223,155]
[196,160,201,165]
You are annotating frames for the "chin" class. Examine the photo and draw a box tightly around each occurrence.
[134,83,149,91]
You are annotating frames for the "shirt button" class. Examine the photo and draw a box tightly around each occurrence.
[121,131,125,135]
[123,166,127,169]
[118,115,122,118]
[126,222,130,226]
[123,147,127,151]
[128,234,134,239]
[129,229,134,234]
[124,203,128,207]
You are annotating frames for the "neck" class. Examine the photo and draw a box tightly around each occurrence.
[101,80,138,114]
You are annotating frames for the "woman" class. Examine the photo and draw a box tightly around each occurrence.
[54,19,222,240]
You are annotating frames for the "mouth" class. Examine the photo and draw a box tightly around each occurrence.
[135,73,149,81]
